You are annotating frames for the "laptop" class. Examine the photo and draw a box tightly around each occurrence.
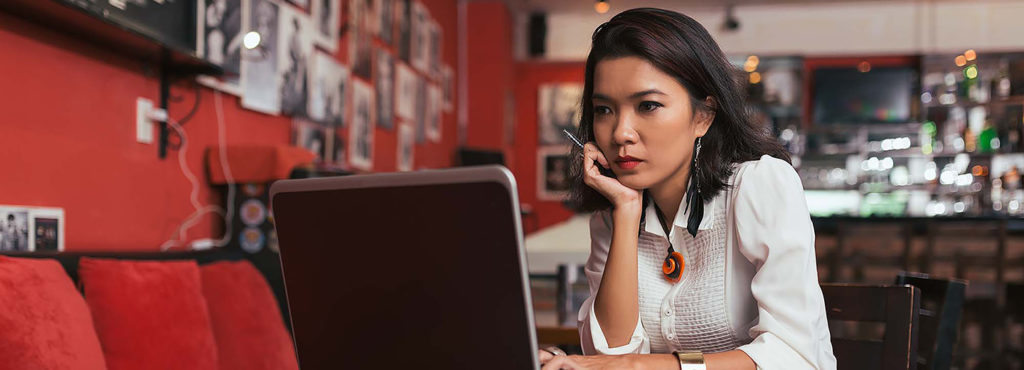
[270,166,539,369]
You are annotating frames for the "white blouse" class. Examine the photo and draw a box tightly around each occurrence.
[577,155,836,370]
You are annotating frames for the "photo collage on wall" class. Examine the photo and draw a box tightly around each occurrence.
[0,206,65,252]
[537,83,583,200]
[197,0,453,173]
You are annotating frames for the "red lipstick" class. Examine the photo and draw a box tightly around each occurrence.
[615,155,643,170]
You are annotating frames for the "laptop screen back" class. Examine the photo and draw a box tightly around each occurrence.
[271,171,537,369]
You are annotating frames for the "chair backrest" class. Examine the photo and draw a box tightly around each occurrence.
[1006,282,1024,368]
[822,283,921,370]
[535,326,581,347]
[895,272,967,370]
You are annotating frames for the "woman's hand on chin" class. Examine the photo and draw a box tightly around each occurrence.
[582,142,641,209]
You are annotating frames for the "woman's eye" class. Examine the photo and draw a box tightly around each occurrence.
[594,106,612,115]
[639,101,662,112]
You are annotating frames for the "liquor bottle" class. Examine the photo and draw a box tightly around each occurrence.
[995,60,1012,99]
[1003,104,1023,152]
[979,120,998,153]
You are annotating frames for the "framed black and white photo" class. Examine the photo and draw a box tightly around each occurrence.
[197,0,244,95]
[241,0,281,114]
[396,0,411,61]
[409,1,429,73]
[425,83,441,142]
[29,207,64,252]
[278,6,314,117]
[376,0,393,44]
[538,83,583,145]
[536,146,572,201]
[413,75,427,143]
[349,0,373,79]
[428,19,441,79]
[442,65,453,112]
[349,80,375,171]
[311,0,340,52]
[292,118,329,162]
[309,51,348,127]
[335,62,351,128]
[395,62,417,121]
[0,207,29,252]
[397,121,414,172]
[376,50,395,130]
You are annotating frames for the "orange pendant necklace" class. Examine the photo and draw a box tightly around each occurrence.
[653,201,684,283]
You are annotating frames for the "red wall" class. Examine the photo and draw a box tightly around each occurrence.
[465,1,513,151]
[0,0,459,251]
[512,62,585,234]
[464,3,583,234]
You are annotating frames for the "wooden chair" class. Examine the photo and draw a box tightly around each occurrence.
[536,326,581,347]
[1004,283,1024,369]
[822,283,921,370]
[895,272,968,370]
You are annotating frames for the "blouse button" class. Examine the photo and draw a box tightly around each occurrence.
[667,333,675,340]
[664,309,672,317]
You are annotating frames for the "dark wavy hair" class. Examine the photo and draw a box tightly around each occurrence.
[567,8,791,212]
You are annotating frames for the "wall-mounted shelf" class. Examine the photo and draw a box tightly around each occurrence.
[0,0,220,75]
[0,0,223,159]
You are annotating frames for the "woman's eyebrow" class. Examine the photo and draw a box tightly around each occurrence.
[592,89,667,101]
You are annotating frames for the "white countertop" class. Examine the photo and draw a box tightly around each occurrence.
[524,213,592,274]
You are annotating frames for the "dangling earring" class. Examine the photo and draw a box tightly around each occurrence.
[684,137,704,238]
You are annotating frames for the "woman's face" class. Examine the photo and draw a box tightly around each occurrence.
[591,56,713,190]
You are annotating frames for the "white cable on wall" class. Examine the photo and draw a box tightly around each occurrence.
[157,90,237,251]
[159,117,223,251]
[211,90,235,248]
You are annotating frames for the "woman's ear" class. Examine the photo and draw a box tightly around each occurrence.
[693,97,716,137]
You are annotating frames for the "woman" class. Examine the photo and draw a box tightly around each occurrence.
[539,8,836,370]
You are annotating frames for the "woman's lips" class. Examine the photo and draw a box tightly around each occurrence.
[615,157,643,170]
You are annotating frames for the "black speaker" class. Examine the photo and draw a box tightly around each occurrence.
[528,12,546,58]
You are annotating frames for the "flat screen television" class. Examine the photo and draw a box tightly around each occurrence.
[456,148,506,167]
[813,66,917,125]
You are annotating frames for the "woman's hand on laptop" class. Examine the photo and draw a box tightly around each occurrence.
[539,352,648,370]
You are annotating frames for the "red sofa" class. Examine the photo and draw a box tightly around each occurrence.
[0,248,298,370]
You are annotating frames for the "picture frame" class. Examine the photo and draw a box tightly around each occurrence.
[536,146,572,201]
[311,0,340,52]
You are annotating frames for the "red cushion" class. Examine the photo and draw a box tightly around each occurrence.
[79,258,219,370]
[201,260,298,370]
[0,256,106,369]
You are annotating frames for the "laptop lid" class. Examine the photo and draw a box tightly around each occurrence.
[270,166,539,369]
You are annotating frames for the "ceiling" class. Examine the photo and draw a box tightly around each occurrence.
[502,0,958,14]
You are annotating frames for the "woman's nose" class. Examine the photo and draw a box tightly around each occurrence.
[612,116,638,145]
